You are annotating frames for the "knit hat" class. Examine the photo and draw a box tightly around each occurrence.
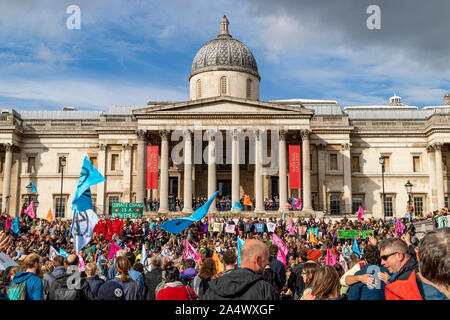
[307,249,323,262]
[97,281,125,300]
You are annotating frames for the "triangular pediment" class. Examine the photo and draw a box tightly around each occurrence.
[133,96,314,117]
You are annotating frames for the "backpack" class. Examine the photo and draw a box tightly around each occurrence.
[263,268,280,291]
[52,275,80,300]
[7,280,28,300]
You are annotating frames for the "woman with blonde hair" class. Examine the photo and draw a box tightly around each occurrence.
[85,262,105,298]
[301,266,341,300]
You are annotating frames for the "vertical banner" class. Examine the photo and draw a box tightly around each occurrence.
[289,145,301,189]
[147,146,159,189]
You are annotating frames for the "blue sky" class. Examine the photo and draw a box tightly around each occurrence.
[0,0,449,110]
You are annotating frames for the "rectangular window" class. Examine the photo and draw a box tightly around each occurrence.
[351,156,360,172]
[108,196,119,216]
[445,196,449,209]
[27,157,36,174]
[111,154,119,171]
[55,197,65,218]
[413,156,420,172]
[330,195,340,215]
[352,197,363,214]
[0,156,5,173]
[384,196,393,217]
[414,197,423,216]
[330,154,338,171]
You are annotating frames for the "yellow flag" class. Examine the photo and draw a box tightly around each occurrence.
[212,250,223,274]
[47,208,53,223]
[309,230,319,246]
[243,195,252,206]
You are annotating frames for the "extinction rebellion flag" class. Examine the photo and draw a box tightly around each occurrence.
[289,145,301,189]
[147,146,159,189]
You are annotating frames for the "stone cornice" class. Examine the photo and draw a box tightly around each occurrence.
[136,113,312,120]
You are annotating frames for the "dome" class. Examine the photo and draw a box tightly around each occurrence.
[190,16,260,80]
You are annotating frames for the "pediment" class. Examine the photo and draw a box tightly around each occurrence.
[133,96,314,117]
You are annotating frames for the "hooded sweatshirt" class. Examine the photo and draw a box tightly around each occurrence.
[10,271,44,300]
[202,268,279,300]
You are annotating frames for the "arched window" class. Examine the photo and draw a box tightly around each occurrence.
[246,79,252,99]
[196,79,202,99]
[220,76,227,96]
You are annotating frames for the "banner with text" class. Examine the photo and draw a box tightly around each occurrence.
[337,229,374,239]
[112,202,144,219]
[289,145,301,189]
[147,146,159,189]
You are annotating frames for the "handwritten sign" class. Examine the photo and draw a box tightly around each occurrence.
[112,202,144,219]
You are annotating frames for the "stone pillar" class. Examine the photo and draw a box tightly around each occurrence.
[2,143,14,214]
[231,129,241,213]
[434,142,445,209]
[207,130,217,213]
[342,143,352,215]
[122,143,132,202]
[278,130,288,211]
[136,130,147,204]
[427,145,437,211]
[182,130,193,214]
[158,130,170,213]
[316,143,327,211]
[254,129,265,213]
[301,129,313,211]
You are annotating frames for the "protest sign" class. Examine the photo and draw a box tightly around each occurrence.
[337,229,374,239]
[225,224,235,234]
[112,202,144,219]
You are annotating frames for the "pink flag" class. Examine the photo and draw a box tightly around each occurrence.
[184,240,201,263]
[107,242,121,259]
[357,205,365,220]
[325,248,332,265]
[334,230,338,239]
[26,200,36,219]
[293,198,302,210]
[207,210,211,225]
[395,218,405,234]
[288,216,295,236]
[272,234,288,265]
[5,215,11,229]
[76,253,86,272]
[331,253,337,266]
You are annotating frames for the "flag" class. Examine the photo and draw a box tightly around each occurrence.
[352,238,361,256]
[237,236,245,268]
[288,216,295,236]
[395,218,405,234]
[26,200,36,219]
[272,234,288,265]
[184,240,201,263]
[243,195,252,206]
[282,209,285,226]
[309,229,319,246]
[97,256,104,275]
[326,248,332,266]
[161,245,174,260]
[339,254,348,273]
[5,215,11,230]
[11,217,20,234]
[233,201,242,210]
[357,205,365,220]
[30,181,37,193]
[49,246,59,261]
[212,250,223,274]
[76,253,86,272]
[331,253,337,266]
[59,248,69,259]
[141,244,148,266]
[158,191,219,234]
[107,242,121,259]
[47,209,53,223]
[292,196,302,210]
[71,157,105,253]
[207,210,212,226]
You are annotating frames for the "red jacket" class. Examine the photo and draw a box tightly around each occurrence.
[156,283,197,300]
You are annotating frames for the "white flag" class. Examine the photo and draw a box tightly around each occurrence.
[49,246,59,261]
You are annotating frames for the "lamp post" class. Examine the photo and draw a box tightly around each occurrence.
[59,156,66,218]
[26,183,32,205]
[405,180,413,216]
[379,156,386,222]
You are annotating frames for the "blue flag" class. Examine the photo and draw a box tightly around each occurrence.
[30,181,37,193]
[158,191,219,234]
[97,256,104,275]
[352,238,361,256]
[71,157,104,253]
[11,217,20,236]
[282,209,285,226]
[237,236,245,268]
[233,201,242,210]
[59,248,69,259]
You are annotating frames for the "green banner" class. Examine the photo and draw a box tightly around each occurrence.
[112,202,144,219]
[337,229,374,239]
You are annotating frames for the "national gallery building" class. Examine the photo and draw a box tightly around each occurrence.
[1,17,450,220]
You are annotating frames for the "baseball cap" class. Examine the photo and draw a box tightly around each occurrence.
[97,281,125,300]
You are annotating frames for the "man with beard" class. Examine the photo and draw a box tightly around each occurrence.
[202,239,279,300]
[8,253,44,300]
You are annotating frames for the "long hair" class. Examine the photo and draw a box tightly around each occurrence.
[197,258,217,279]
[302,262,320,288]
[311,266,340,300]
[115,256,131,283]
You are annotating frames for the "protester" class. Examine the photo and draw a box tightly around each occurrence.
[212,250,236,279]
[180,258,198,287]
[43,255,66,297]
[144,256,163,300]
[85,262,105,298]
[264,245,286,294]
[156,263,197,300]
[109,256,143,300]
[8,253,44,300]
[379,238,418,284]
[298,262,320,298]
[302,266,340,300]
[192,258,216,299]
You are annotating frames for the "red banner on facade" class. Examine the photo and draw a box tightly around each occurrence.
[289,145,301,189]
[147,146,159,189]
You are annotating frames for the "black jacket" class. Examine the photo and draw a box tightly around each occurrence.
[268,256,286,292]
[86,276,105,298]
[287,263,305,300]
[144,268,162,300]
[391,256,419,282]
[48,272,96,300]
[202,268,280,300]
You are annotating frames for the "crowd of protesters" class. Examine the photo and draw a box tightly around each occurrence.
[0,205,448,301]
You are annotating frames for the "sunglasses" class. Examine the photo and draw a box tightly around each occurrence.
[380,251,398,261]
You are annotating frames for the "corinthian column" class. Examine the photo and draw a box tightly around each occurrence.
[434,142,445,209]
[316,143,327,211]
[254,129,265,213]
[158,130,170,214]
[136,130,147,204]
[301,129,313,211]
[2,143,14,214]
[342,143,352,215]
[207,130,217,213]
[182,130,193,214]
[278,130,287,212]
[231,129,241,213]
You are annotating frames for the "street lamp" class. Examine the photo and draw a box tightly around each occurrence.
[59,156,66,218]
[26,183,32,205]
[379,156,386,222]
[405,180,413,203]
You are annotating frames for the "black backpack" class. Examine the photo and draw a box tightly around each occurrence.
[51,275,80,300]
